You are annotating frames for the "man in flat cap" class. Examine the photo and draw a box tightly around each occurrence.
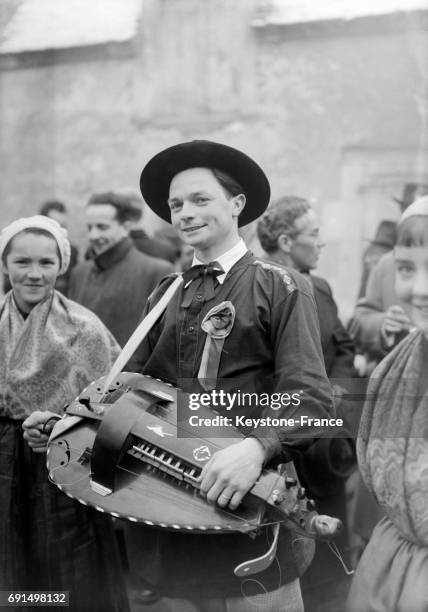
[126,141,334,611]
[69,190,173,346]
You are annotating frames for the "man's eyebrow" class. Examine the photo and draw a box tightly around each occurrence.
[167,191,209,204]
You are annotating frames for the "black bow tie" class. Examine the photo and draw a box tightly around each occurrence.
[181,262,224,307]
[182,262,224,284]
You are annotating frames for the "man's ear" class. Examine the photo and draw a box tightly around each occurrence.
[231,194,246,218]
[277,233,293,254]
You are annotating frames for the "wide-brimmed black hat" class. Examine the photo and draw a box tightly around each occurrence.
[139,140,271,227]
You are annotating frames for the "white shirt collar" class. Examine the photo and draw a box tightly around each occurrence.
[191,238,248,284]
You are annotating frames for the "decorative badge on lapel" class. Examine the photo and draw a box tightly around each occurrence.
[198,301,235,390]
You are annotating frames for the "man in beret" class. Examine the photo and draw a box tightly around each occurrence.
[69,190,173,346]
[126,140,334,611]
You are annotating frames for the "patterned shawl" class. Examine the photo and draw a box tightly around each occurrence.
[0,290,120,419]
[358,330,428,546]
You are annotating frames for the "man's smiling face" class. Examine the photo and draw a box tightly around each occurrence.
[85,203,128,256]
[168,167,244,260]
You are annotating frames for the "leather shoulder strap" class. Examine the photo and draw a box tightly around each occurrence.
[102,275,183,392]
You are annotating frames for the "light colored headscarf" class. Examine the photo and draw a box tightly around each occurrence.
[0,215,71,274]
[399,195,428,223]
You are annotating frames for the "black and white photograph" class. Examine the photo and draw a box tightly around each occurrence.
[0,1,427,611]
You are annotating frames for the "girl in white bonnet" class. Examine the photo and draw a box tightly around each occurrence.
[0,216,128,611]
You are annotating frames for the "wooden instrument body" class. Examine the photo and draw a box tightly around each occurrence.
[47,373,315,534]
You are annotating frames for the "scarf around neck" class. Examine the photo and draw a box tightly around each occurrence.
[0,290,120,420]
[358,330,428,545]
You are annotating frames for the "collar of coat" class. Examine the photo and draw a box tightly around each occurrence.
[94,236,134,271]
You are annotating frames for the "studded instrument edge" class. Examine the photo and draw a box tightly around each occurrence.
[46,372,342,576]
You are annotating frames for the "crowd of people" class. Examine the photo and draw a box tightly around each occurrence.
[0,140,427,612]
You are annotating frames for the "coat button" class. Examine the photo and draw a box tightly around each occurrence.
[196,294,203,301]
[188,326,195,332]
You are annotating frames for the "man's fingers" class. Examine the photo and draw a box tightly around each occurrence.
[207,483,247,509]
[229,490,246,511]
[204,480,224,504]
[199,469,216,497]
[200,465,241,506]
[216,486,236,508]
[199,461,210,481]
[197,440,264,511]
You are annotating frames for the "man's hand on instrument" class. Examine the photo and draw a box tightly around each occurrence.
[199,437,266,510]
[22,410,59,453]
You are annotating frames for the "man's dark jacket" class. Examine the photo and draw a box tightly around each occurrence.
[125,253,333,599]
[310,274,355,380]
[69,237,173,346]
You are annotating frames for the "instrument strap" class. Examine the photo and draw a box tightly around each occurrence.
[103,275,184,392]
[233,523,280,577]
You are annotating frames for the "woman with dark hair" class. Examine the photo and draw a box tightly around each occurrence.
[0,215,128,611]
[347,197,428,611]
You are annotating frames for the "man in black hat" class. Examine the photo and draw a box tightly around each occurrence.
[69,191,173,346]
[125,141,333,611]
